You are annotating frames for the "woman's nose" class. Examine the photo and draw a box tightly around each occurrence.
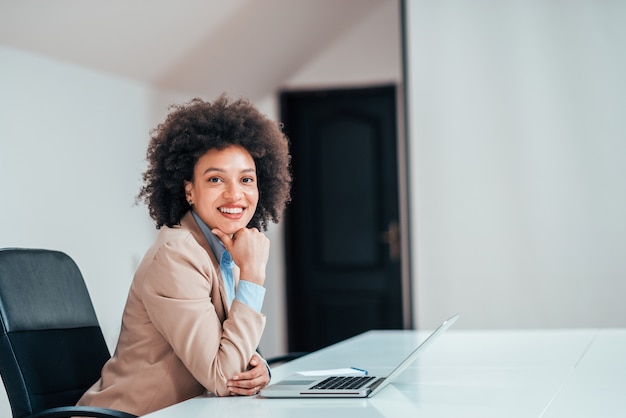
[223,183,243,199]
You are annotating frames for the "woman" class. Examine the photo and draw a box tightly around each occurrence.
[77,95,291,416]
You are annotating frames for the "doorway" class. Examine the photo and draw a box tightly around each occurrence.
[280,85,408,352]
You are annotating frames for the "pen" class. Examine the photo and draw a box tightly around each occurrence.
[350,367,368,375]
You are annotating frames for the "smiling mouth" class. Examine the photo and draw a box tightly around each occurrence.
[219,207,244,214]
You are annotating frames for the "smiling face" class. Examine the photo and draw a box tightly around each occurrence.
[185,145,259,235]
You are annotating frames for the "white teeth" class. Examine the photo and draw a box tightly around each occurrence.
[219,207,243,214]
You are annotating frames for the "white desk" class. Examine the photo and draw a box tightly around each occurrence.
[142,328,626,417]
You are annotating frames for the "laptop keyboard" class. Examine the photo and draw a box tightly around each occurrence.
[311,376,376,390]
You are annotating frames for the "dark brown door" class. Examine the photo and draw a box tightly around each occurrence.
[280,85,405,352]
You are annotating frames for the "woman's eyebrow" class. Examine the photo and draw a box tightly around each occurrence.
[202,167,224,175]
[202,167,256,175]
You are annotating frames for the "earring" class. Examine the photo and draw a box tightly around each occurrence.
[187,200,193,207]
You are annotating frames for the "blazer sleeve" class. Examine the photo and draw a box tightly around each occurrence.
[140,235,266,396]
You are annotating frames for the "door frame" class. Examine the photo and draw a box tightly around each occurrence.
[279,84,414,349]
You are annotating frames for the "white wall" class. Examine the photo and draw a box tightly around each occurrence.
[405,0,626,329]
[285,0,401,87]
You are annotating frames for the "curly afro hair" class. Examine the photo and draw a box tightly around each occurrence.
[137,94,291,231]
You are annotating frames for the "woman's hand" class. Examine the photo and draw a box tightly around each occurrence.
[226,354,270,396]
[212,227,270,286]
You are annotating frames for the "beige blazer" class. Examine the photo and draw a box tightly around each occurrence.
[77,212,266,416]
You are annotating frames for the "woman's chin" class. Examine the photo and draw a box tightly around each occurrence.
[218,224,245,236]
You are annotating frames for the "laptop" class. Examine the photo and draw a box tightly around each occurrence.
[260,313,459,398]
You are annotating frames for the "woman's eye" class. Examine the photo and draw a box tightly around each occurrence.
[242,177,255,184]
[208,177,221,183]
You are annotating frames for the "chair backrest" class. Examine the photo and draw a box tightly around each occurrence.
[0,248,111,418]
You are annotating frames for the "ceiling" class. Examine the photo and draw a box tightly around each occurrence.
[0,0,387,99]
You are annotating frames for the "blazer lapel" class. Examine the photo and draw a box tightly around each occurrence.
[180,212,230,320]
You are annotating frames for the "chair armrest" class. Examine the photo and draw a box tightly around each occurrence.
[266,352,309,365]
[27,405,137,418]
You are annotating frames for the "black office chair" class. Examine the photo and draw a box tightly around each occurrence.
[0,248,136,418]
